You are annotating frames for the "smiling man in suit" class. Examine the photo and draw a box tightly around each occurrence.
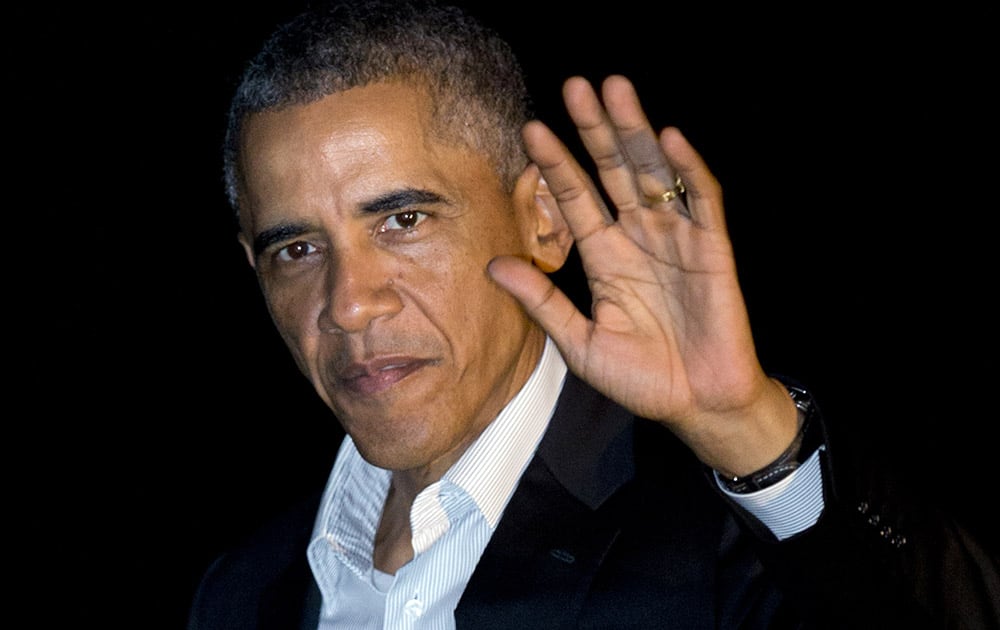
[188,1,999,628]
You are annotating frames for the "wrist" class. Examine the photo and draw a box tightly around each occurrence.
[715,383,818,493]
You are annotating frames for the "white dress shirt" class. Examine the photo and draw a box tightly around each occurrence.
[308,338,825,629]
[308,337,568,629]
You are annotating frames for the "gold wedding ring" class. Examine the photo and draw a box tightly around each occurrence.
[657,175,686,203]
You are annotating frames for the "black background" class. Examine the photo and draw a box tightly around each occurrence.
[23,2,998,627]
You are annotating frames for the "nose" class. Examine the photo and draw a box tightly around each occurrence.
[318,251,403,334]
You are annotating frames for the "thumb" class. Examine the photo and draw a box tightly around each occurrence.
[487,255,591,358]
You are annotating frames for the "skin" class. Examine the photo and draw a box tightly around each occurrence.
[236,82,571,571]
[236,76,798,571]
[490,75,798,477]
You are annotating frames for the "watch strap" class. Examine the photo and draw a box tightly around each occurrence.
[716,384,819,494]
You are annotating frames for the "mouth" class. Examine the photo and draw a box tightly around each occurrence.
[335,356,435,396]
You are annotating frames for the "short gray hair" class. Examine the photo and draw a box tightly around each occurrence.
[223,0,533,214]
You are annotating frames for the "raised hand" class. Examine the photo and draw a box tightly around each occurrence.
[488,75,798,476]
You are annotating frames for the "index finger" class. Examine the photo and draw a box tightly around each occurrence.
[564,75,679,212]
[522,119,614,245]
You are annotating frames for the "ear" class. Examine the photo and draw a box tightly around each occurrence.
[237,231,257,269]
[512,163,573,273]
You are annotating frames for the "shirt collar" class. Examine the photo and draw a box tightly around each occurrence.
[312,336,567,557]
[444,335,567,529]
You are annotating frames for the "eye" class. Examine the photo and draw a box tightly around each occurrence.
[379,211,427,232]
[276,241,317,262]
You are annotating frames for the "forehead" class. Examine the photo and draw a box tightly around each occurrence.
[241,82,434,177]
[236,82,497,225]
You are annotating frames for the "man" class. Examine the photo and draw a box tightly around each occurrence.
[188,1,999,628]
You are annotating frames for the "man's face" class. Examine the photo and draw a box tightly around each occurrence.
[237,83,545,477]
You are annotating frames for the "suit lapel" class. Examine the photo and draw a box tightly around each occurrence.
[455,373,639,628]
[255,490,325,630]
[253,374,636,630]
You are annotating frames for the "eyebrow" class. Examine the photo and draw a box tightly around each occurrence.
[253,222,311,258]
[361,188,446,214]
[251,188,448,257]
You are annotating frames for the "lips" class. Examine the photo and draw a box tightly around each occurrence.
[335,356,434,396]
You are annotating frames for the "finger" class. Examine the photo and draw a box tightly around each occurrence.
[487,255,591,361]
[599,75,684,211]
[522,119,613,245]
[658,126,726,231]
[561,76,644,214]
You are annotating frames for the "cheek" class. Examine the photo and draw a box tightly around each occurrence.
[436,217,527,313]
[429,249,528,348]
[260,276,324,364]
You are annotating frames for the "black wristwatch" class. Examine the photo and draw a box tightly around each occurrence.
[716,384,820,494]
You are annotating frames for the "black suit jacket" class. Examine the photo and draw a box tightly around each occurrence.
[188,374,1000,629]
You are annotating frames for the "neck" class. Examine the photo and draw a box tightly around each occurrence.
[390,327,548,493]
[373,480,415,574]
[372,328,549,572]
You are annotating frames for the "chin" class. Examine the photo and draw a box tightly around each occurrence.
[345,413,452,470]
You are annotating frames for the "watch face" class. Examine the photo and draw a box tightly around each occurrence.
[783,383,813,412]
